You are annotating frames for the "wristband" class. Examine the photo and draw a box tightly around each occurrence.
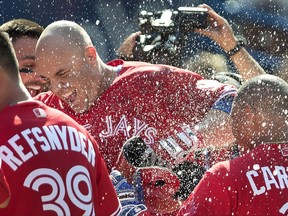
[226,39,245,57]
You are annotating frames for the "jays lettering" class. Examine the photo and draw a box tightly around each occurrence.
[100,115,200,162]
[100,115,157,144]
[0,125,96,171]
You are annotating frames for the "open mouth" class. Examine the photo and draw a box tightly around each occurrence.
[26,84,41,97]
[63,90,77,104]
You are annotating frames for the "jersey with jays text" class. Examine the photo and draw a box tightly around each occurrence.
[178,143,288,216]
[35,60,237,171]
[0,100,120,215]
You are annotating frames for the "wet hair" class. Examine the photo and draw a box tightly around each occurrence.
[0,18,44,42]
[235,74,288,117]
[0,31,19,79]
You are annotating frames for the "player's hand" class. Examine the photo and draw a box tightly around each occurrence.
[117,31,141,60]
[110,170,151,216]
[195,4,238,52]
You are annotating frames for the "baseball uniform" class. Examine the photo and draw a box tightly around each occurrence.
[0,100,120,215]
[35,60,237,172]
[178,143,288,215]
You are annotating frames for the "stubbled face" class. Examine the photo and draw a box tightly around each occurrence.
[13,37,48,97]
[35,39,96,113]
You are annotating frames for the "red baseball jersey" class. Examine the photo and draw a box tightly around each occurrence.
[0,100,120,215]
[35,60,237,171]
[179,143,288,216]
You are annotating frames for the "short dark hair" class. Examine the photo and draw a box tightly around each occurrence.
[235,74,288,117]
[0,19,44,42]
[0,31,19,78]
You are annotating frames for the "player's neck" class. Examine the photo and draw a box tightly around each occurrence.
[259,132,288,145]
[8,84,32,106]
[97,66,117,97]
[261,135,288,145]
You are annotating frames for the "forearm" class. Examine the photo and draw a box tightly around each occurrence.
[229,48,266,81]
[221,37,266,80]
[216,32,266,81]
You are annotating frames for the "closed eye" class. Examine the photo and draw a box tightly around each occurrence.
[19,58,35,68]
[39,75,51,84]
[55,69,67,77]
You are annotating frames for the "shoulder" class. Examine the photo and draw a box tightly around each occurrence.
[33,91,57,105]
[33,90,54,100]
[41,103,93,137]
[206,154,255,183]
[34,91,72,112]
[192,159,240,197]
[114,62,204,85]
[197,79,238,113]
[37,102,72,121]
[180,160,236,215]
[207,160,231,176]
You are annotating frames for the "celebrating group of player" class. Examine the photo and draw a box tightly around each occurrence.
[0,3,287,216]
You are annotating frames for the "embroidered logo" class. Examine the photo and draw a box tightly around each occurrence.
[33,108,47,118]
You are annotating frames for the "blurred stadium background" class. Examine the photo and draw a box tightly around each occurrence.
[1,0,287,74]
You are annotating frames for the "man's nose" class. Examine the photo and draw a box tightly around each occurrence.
[51,81,71,92]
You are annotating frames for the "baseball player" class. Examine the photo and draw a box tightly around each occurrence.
[0,18,48,97]
[178,74,288,215]
[0,31,120,215]
[34,20,237,214]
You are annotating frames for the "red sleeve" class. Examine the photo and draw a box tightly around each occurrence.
[178,162,237,216]
[0,168,10,206]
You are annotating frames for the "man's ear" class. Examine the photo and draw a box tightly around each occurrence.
[244,103,255,122]
[84,46,97,65]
